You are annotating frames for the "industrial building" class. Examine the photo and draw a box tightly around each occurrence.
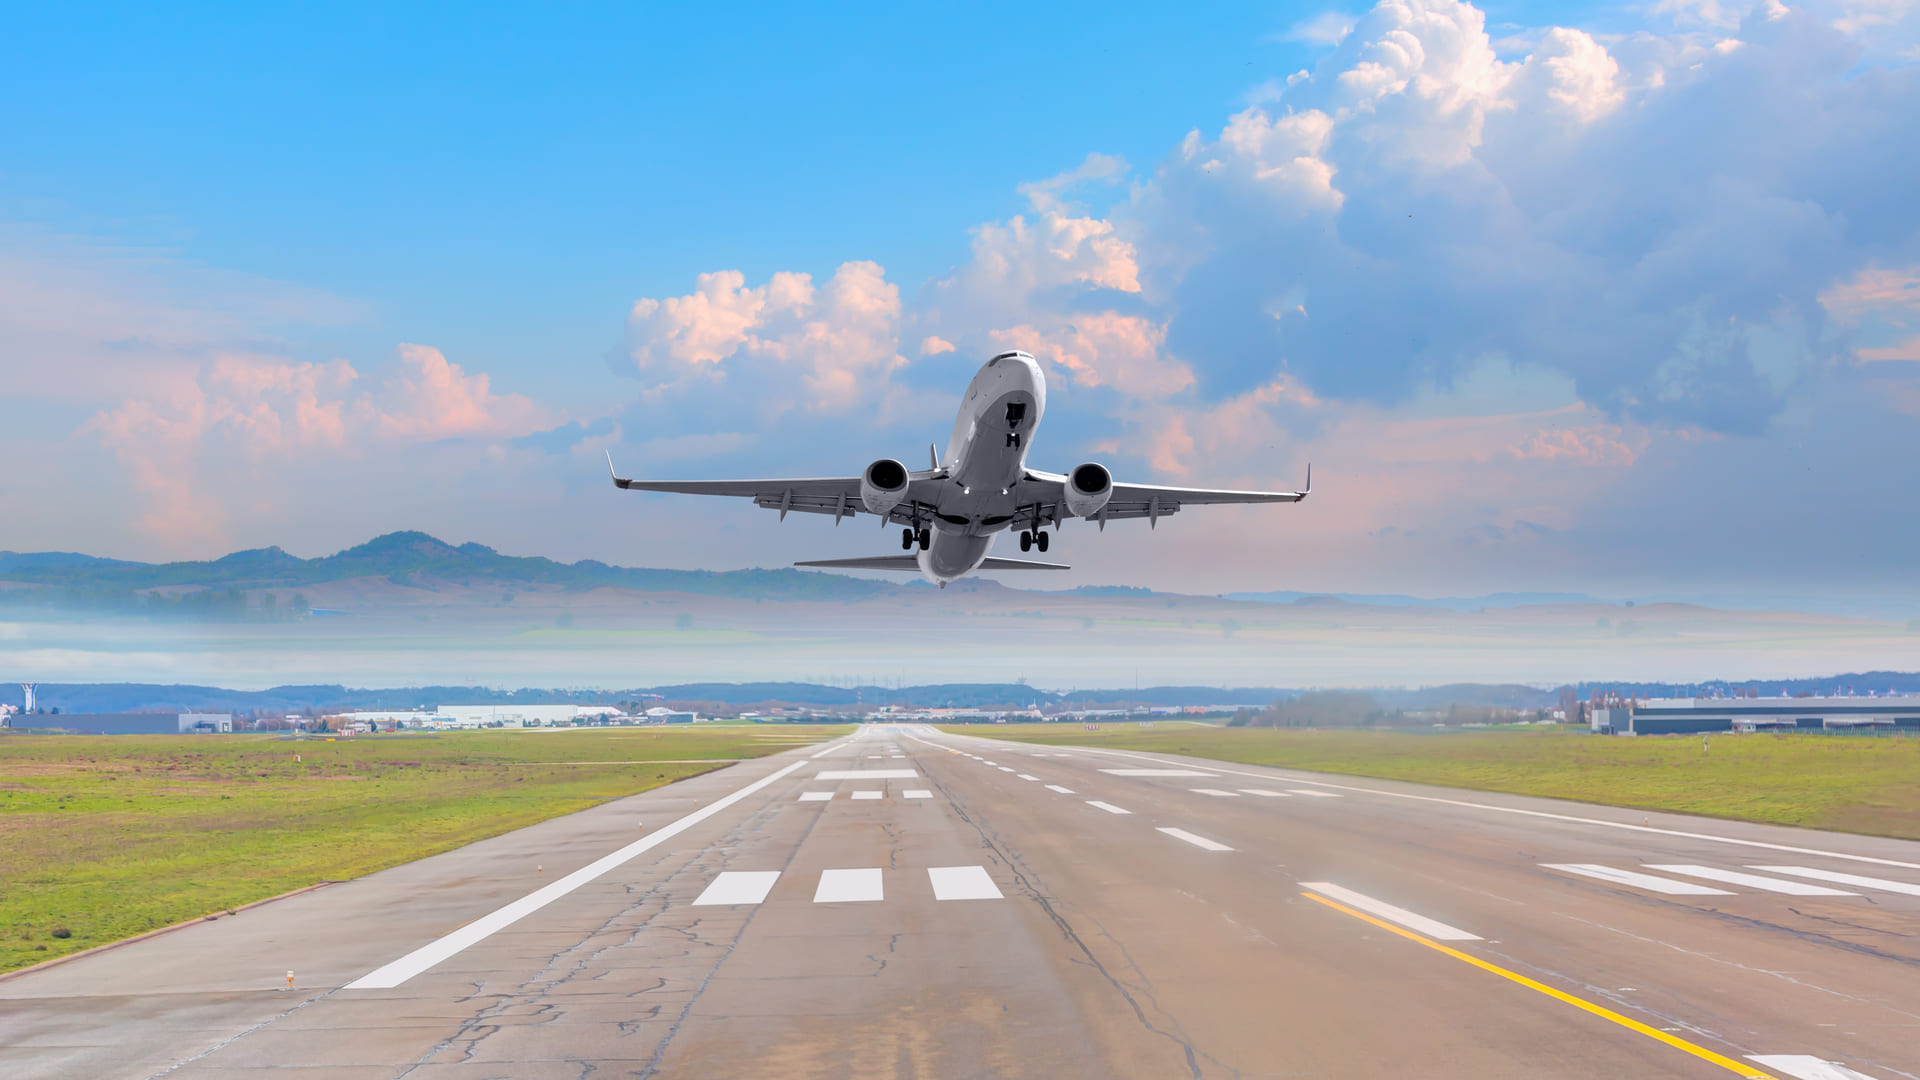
[1593,696,1920,735]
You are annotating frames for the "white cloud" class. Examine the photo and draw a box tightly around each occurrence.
[1281,12,1359,46]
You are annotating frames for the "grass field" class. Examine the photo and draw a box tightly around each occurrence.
[0,725,847,973]
[947,724,1920,842]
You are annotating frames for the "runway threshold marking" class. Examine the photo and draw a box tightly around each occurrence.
[1545,864,1734,895]
[692,871,781,906]
[1645,865,1856,896]
[798,791,834,802]
[344,758,811,990]
[815,868,884,903]
[903,789,932,799]
[1299,883,1480,941]
[1748,1054,1884,1079]
[1158,827,1233,852]
[928,866,1004,901]
[1300,892,1779,1079]
[851,791,884,800]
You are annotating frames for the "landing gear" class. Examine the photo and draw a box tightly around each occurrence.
[918,528,931,551]
[1020,531,1032,552]
[1036,530,1049,553]
[1019,530,1050,553]
[901,528,915,551]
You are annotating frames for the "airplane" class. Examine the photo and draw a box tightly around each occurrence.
[608,350,1309,586]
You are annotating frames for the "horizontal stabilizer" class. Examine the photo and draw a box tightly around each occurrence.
[794,555,1070,571]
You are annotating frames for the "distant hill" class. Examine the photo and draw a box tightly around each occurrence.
[0,531,894,613]
[1225,590,1600,611]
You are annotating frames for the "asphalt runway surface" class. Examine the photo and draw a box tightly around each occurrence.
[4,724,1918,1079]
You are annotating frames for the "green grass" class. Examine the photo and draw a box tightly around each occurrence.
[0,725,848,973]
[947,724,1920,841]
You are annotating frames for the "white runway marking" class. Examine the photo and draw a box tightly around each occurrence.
[983,761,998,766]
[1240,789,1290,797]
[851,791,883,800]
[815,868,884,903]
[345,758,810,989]
[1158,827,1233,851]
[1645,865,1857,895]
[866,755,884,759]
[903,789,932,799]
[815,769,918,780]
[1102,768,1216,777]
[692,871,781,906]
[998,766,1016,772]
[928,865,1004,901]
[1045,784,1076,794]
[809,742,846,759]
[1544,864,1733,895]
[1191,788,1240,797]
[1087,800,1132,815]
[1751,867,1920,896]
[1302,882,1482,941]
[1749,1055,1885,1079]
[797,791,834,802]
[1017,773,1040,781]
[1287,790,1342,798]
[1059,745,1920,871]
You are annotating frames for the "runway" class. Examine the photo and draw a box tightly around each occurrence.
[4,724,1917,1078]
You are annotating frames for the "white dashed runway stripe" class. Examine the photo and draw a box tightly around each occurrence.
[1287,790,1342,798]
[1191,788,1240,797]
[1017,773,1040,781]
[1750,1054,1887,1079]
[797,791,834,802]
[815,868,885,903]
[1045,785,1075,794]
[1102,768,1216,777]
[851,791,884,800]
[1086,800,1131,815]
[1544,864,1733,895]
[928,865,1004,900]
[1751,866,1920,896]
[1158,827,1233,852]
[1240,789,1290,797]
[1645,865,1856,895]
[1303,882,1481,941]
[903,789,932,799]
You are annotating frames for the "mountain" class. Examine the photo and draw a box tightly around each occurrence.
[0,530,894,608]
[1225,590,1601,611]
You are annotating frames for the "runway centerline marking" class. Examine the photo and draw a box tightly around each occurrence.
[1287,789,1342,798]
[1240,789,1290,797]
[815,868,884,903]
[1158,827,1233,851]
[1300,882,1480,940]
[1101,768,1216,777]
[1087,800,1131,815]
[815,769,918,780]
[1645,865,1856,896]
[1045,784,1076,794]
[1750,867,1920,896]
[1301,891,1778,1079]
[692,871,781,906]
[1017,773,1040,781]
[1748,1054,1885,1079]
[928,866,1004,901]
[1544,864,1733,895]
[1191,788,1240,797]
[344,757,810,989]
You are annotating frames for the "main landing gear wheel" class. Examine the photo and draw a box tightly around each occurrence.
[901,528,915,551]
[1019,531,1033,552]
[918,528,931,550]
[1036,530,1049,552]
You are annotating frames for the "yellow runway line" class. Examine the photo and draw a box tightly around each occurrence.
[1301,891,1776,1079]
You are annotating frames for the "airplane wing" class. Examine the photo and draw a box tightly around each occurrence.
[795,556,1070,571]
[608,452,942,526]
[1013,465,1310,528]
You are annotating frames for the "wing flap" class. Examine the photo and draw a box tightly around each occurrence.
[793,556,924,571]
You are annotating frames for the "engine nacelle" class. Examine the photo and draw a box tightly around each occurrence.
[1063,462,1113,518]
[861,458,910,516]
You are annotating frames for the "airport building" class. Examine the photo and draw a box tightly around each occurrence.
[1599,696,1920,735]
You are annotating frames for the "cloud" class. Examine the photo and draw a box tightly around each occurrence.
[1016,152,1130,214]
[1281,12,1358,46]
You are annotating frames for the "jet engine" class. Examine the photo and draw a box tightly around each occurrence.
[1063,462,1113,518]
[861,458,910,516]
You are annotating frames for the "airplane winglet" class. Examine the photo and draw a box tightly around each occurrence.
[928,442,939,470]
[1301,462,1311,501]
[606,449,632,490]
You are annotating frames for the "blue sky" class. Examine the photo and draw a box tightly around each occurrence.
[3,0,1918,604]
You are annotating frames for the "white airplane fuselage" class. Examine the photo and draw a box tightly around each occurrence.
[916,352,1048,585]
